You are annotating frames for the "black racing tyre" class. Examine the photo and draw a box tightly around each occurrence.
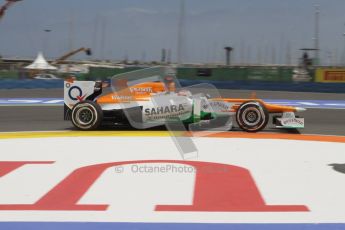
[71,101,103,130]
[236,101,269,132]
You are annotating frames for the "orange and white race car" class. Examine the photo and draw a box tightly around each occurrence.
[64,67,305,132]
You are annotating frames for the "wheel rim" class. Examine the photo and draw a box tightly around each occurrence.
[72,103,99,129]
[246,111,258,122]
[76,107,94,126]
[241,107,261,126]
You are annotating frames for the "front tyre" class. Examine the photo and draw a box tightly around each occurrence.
[236,101,269,132]
[71,101,103,130]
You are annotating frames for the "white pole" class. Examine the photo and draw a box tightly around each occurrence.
[177,0,185,65]
[314,4,320,65]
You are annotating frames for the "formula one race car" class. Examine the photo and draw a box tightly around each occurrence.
[64,67,305,132]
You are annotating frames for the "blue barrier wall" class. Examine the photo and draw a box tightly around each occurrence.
[0,80,64,89]
[0,79,344,94]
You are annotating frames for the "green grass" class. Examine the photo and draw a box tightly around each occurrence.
[0,71,19,79]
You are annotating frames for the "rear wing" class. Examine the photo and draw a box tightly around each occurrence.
[63,80,102,120]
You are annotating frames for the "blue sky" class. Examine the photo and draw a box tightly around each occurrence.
[1,0,345,64]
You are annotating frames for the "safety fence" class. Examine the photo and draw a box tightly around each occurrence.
[0,79,344,93]
[0,66,344,92]
[0,66,299,81]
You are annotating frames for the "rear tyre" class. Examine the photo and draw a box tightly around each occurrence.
[71,101,103,130]
[236,102,269,132]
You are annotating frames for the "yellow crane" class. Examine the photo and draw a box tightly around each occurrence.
[53,47,92,64]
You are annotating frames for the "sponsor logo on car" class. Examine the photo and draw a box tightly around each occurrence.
[111,95,133,100]
[282,118,304,126]
[130,87,153,93]
[145,104,185,116]
[202,101,231,113]
[68,86,86,101]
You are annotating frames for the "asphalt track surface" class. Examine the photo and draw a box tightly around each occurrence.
[0,89,344,135]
